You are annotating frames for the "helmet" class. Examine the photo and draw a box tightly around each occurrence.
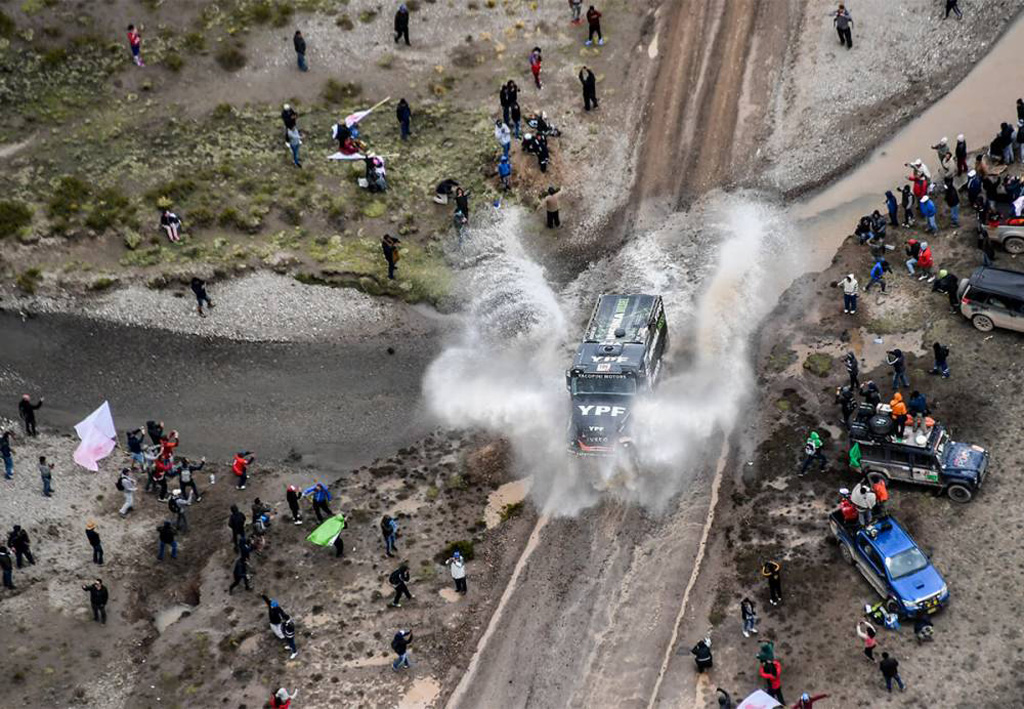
[283,103,291,110]
[523,133,533,140]
[801,694,810,702]
[938,269,948,278]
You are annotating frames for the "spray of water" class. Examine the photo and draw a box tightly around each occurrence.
[424,195,798,514]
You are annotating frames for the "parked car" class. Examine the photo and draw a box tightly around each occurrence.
[981,206,1024,254]
[958,266,1024,333]
[849,418,989,503]
[829,512,949,618]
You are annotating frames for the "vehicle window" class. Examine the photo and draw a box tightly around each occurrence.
[859,541,885,575]
[910,453,936,470]
[887,448,911,466]
[986,297,1008,310]
[572,376,636,396]
[886,548,929,579]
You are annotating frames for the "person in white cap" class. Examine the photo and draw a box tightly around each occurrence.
[169,489,191,532]
[955,134,968,175]
[930,137,951,171]
[445,550,468,594]
[270,687,297,709]
[909,157,931,183]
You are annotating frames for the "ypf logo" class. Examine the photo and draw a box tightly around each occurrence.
[577,405,627,417]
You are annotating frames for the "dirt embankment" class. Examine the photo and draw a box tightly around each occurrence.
[694,159,1024,705]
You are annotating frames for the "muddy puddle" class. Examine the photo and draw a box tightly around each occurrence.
[154,604,194,634]
[792,16,1024,270]
[483,477,533,530]
[397,676,441,709]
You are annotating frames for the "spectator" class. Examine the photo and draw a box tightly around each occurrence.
[932,269,960,312]
[156,521,177,561]
[304,482,334,522]
[543,186,561,229]
[381,515,399,557]
[396,98,412,140]
[799,431,826,476]
[232,451,254,490]
[844,351,859,389]
[919,196,937,234]
[286,126,302,168]
[1,429,13,480]
[833,4,853,49]
[930,342,950,378]
[865,259,888,293]
[86,520,104,565]
[160,209,182,243]
[293,30,307,71]
[445,550,468,594]
[762,560,782,606]
[907,391,929,434]
[879,652,906,692]
[169,489,191,532]
[392,629,413,670]
[569,0,583,24]
[127,24,143,67]
[943,175,960,227]
[889,392,908,440]
[282,617,298,659]
[856,620,878,662]
[229,505,247,550]
[271,689,297,709]
[18,394,43,436]
[286,485,303,525]
[118,468,137,517]
[579,66,598,111]
[494,119,512,158]
[228,555,251,593]
[794,693,829,709]
[389,564,413,607]
[382,234,400,281]
[885,190,899,228]
[509,100,522,139]
[691,636,713,672]
[529,47,543,89]
[0,545,13,589]
[177,456,204,502]
[394,4,410,45]
[945,0,962,19]
[931,137,952,170]
[585,6,603,45]
[39,455,54,497]
[741,597,758,637]
[8,526,34,567]
[841,273,858,314]
[886,349,909,389]
[955,134,968,175]
[498,155,512,191]
[82,579,109,624]
[759,659,784,704]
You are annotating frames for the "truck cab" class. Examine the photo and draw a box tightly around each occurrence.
[849,416,989,503]
[566,294,668,456]
[829,512,949,618]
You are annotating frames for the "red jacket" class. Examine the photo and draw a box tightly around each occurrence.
[910,175,928,199]
[232,454,249,476]
[839,498,857,522]
[159,437,178,459]
[759,660,782,690]
[153,456,171,481]
[917,246,934,269]
[793,695,829,709]
[270,697,290,709]
[128,30,141,48]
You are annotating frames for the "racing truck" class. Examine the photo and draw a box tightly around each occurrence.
[566,294,668,457]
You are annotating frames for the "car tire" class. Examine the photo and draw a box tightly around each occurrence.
[1004,237,1024,255]
[885,597,902,615]
[971,314,994,332]
[946,484,973,503]
[839,543,855,565]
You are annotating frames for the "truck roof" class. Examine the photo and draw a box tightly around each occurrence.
[863,518,916,557]
[572,342,646,374]
[583,294,659,344]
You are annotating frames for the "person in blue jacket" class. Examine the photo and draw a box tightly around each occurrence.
[865,259,888,293]
[303,482,334,522]
[885,190,899,228]
[498,155,512,191]
[919,195,937,233]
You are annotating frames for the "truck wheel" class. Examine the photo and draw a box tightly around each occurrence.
[885,597,902,615]
[839,543,855,565]
[946,484,973,503]
[971,314,994,332]
[1004,237,1024,255]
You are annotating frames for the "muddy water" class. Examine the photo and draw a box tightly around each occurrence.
[398,677,441,709]
[153,604,194,634]
[793,16,1024,268]
[482,477,532,529]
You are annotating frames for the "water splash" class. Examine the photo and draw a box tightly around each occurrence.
[424,195,798,514]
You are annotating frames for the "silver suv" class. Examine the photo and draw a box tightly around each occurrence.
[958,266,1024,333]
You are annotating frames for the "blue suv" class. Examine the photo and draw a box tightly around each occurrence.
[829,512,949,617]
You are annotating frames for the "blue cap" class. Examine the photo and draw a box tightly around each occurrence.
[270,600,279,608]
[453,551,461,558]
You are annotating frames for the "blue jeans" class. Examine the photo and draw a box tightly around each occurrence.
[743,616,756,634]
[800,449,827,474]
[512,119,521,139]
[885,673,905,692]
[932,358,950,377]
[906,257,918,274]
[843,294,857,312]
[892,370,909,389]
[42,476,52,496]
[392,652,411,670]
[502,142,510,158]
[3,453,12,478]
[131,452,144,467]
[2,568,12,588]
[385,533,397,555]
[297,52,307,71]
[926,215,937,232]
[400,119,410,140]
[158,540,178,560]
[950,204,960,226]
[290,143,301,166]
[285,636,296,653]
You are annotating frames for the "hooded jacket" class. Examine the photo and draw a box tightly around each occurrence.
[870,261,885,281]
[759,660,782,690]
[919,198,937,219]
[917,244,934,269]
[885,191,898,213]
[908,392,928,416]
[889,393,907,419]
[850,484,876,511]
[842,275,858,295]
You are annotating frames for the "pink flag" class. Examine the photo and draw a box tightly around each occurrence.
[73,401,117,471]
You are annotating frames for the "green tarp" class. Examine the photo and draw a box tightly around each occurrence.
[306,514,346,546]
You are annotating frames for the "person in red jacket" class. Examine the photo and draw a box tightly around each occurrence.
[793,693,829,709]
[585,6,604,45]
[759,659,784,704]
[153,455,172,501]
[158,431,179,460]
[529,47,543,89]
[915,241,934,282]
[270,688,297,708]
[127,24,144,67]
[838,489,858,525]
[233,451,255,490]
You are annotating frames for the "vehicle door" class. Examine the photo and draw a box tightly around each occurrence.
[884,446,913,484]
[855,537,889,597]
[909,451,942,486]
[978,293,1017,330]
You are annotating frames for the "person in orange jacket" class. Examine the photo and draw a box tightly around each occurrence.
[233,451,255,490]
[759,659,784,704]
[889,392,908,440]
[871,477,889,517]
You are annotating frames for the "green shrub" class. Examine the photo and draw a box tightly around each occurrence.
[322,78,362,104]
[215,44,247,72]
[272,2,294,27]
[183,32,206,52]
[88,277,116,291]
[0,11,16,38]
[434,540,475,563]
[0,200,33,237]
[85,187,134,233]
[358,9,377,22]
[335,14,354,30]
[280,204,302,226]
[211,103,235,120]
[144,178,197,205]
[248,0,274,24]
[164,53,184,72]
[15,268,42,294]
[40,47,67,68]
[47,176,90,221]
[500,501,524,522]
[188,205,216,227]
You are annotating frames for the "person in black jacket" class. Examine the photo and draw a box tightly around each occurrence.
[844,351,859,390]
[261,594,290,639]
[228,556,251,593]
[394,4,410,46]
[691,636,713,672]
[85,520,104,565]
[286,485,303,525]
[396,98,412,140]
[8,525,34,568]
[146,420,164,447]
[190,278,213,318]
[293,30,307,72]
[389,564,413,607]
[0,545,14,588]
[391,629,413,670]
[18,395,43,436]
[229,505,247,550]
[83,579,109,623]
[930,342,950,378]
[381,234,400,280]
[942,174,960,227]
[931,269,959,311]
[157,522,177,561]
[578,66,598,111]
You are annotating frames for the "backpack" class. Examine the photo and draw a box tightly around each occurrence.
[168,497,179,514]
[115,477,125,491]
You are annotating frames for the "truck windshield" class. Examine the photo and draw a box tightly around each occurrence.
[886,548,929,579]
[572,376,636,396]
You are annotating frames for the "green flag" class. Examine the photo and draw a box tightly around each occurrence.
[306,514,346,546]
[849,442,862,470]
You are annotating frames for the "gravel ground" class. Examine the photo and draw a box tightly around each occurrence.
[762,0,1024,194]
[1,272,420,343]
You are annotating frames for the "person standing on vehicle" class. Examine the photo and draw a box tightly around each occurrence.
[930,342,950,378]
[879,652,906,692]
[691,636,713,672]
[293,30,307,72]
[759,659,784,704]
[850,483,876,526]
[392,629,413,670]
[841,273,858,314]
[585,6,603,45]
[844,351,860,389]
[907,391,929,434]
[871,476,889,517]
[799,431,827,476]
[18,394,43,437]
[445,550,468,594]
[889,392,908,440]
[82,578,109,624]
[833,4,853,49]
[859,380,881,407]
[741,598,758,637]
[856,620,878,661]
[1,429,14,480]
[886,349,909,390]
[393,4,410,46]
[579,66,598,111]
[836,386,856,427]
[389,564,413,607]
[85,521,104,565]
[762,560,783,606]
